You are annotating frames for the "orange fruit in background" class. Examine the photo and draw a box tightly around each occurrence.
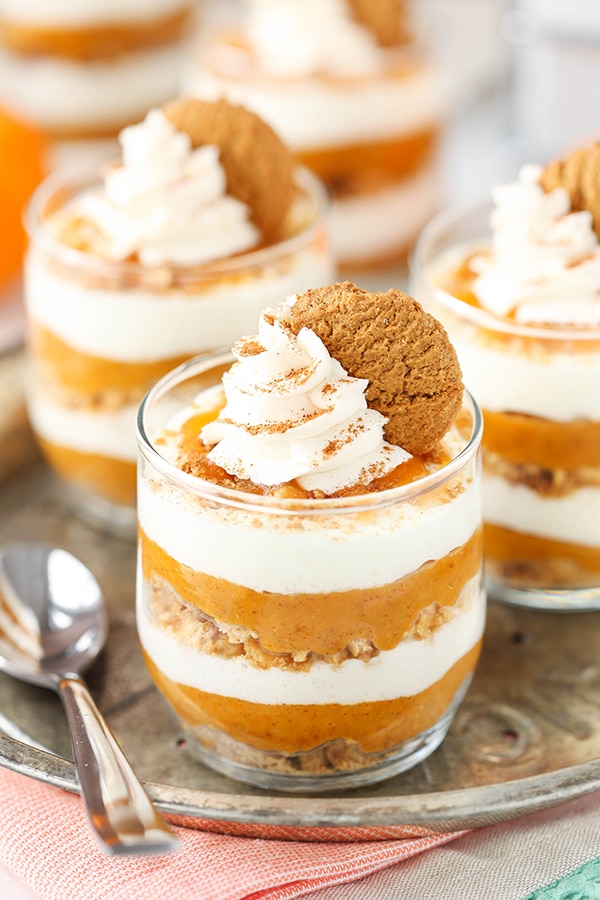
[0,106,47,290]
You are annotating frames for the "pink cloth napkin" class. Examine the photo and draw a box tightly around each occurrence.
[0,767,467,899]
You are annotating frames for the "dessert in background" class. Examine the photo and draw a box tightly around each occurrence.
[25,97,333,535]
[185,0,443,269]
[411,143,600,608]
[136,282,484,790]
[0,0,194,144]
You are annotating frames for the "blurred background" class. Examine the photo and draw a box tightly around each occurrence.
[3,0,600,296]
[425,0,600,204]
[1,0,600,471]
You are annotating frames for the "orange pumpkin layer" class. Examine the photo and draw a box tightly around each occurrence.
[482,409,600,470]
[30,323,190,398]
[37,437,136,506]
[296,128,437,196]
[0,7,191,60]
[143,641,481,755]
[140,528,482,655]
[338,234,417,271]
[485,522,600,588]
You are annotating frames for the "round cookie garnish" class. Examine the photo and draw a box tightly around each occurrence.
[346,0,409,47]
[540,143,600,240]
[163,97,295,242]
[286,281,463,455]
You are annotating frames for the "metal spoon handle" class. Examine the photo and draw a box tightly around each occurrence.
[58,673,179,855]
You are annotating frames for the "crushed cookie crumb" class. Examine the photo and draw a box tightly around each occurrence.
[149,576,381,671]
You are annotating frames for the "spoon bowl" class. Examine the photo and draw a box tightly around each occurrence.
[0,542,179,855]
[0,543,107,684]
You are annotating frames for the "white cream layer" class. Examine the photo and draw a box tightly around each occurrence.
[186,60,442,151]
[330,164,438,263]
[28,390,138,462]
[0,43,184,132]
[25,247,333,362]
[137,575,484,706]
[450,328,600,422]
[484,475,600,548]
[138,471,481,595]
[0,0,188,28]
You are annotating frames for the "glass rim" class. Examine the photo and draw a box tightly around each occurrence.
[200,29,431,83]
[25,162,330,280]
[136,351,483,517]
[410,200,600,342]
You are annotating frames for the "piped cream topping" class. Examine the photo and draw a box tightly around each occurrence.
[472,164,600,326]
[244,0,384,78]
[48,109,259,267]
[198,298,411,493]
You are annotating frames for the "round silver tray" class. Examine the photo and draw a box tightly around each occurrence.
[2,465,600,837]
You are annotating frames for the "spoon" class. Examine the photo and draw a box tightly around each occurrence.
[0,542,179,856]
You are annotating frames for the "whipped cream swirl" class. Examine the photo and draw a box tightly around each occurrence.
[201,300,410,494]
[472,164,600,326]
[245,0,383,78]
[64,109,259,266]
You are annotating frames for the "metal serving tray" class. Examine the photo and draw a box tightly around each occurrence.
[2,463,600,837]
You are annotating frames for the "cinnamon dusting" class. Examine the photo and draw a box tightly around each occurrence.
[177,397,431,498]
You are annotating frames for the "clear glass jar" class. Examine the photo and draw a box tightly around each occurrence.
[185,21,443,270]
[24,165,333,537]
[410,203,600,610]
[136,352,485,792]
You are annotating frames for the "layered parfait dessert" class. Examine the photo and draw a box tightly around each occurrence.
[411,143,600,607]
[0,0,193,144]
[136,282,484,790]
[186,0,442,269]
[25,97,333,533]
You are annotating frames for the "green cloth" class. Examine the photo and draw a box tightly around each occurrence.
[524,856,600,899]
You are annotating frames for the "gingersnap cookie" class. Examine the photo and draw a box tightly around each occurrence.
[346,0,409,48]
[540,143,600,240]
[163,97,295,242]
[286,281,463,455]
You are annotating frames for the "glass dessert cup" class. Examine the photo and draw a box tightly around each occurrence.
[136,352,485,793]
[0,1,193,140]
[24,165,333,537]
[187,32,442,270]
[410,204,600,611]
